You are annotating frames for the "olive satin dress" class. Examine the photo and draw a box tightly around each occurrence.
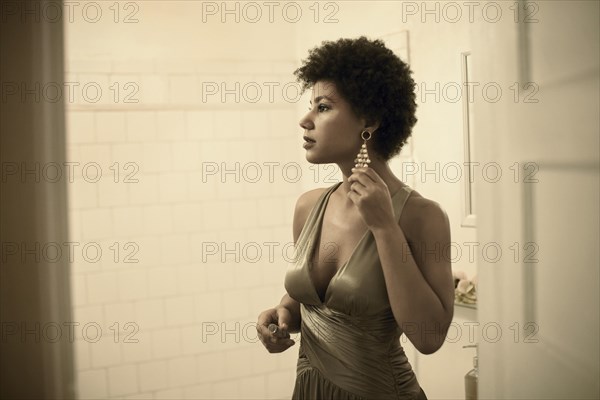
[284,181,428,400]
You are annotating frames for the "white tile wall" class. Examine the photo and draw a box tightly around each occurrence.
[138,360,168,392]
[67,58,300,399]
[96,112,126,143]
[77,369,108,399]
[107,364,138,397]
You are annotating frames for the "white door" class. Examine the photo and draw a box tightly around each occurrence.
[470,1,599,398]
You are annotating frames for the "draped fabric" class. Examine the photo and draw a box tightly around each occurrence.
[285,182,428,400]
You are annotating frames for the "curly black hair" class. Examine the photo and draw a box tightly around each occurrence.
[293,36,418,161]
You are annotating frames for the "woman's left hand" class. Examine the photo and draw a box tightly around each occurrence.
[347,167,396,231]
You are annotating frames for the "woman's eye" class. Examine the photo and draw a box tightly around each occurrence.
[308,104,330,112]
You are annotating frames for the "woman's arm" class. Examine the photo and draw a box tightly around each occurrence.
[346,167,454,354]
[372,198,455,355]
[277,293,301,333]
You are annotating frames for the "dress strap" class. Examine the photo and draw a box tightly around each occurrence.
[392,185,414,224]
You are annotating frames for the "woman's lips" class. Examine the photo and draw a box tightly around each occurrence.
[303,135,316,149]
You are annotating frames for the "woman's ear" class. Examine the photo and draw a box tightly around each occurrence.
[357,112,381,133]
[365,118,381,133]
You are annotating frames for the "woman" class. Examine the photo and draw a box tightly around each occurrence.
[256,36,454,400]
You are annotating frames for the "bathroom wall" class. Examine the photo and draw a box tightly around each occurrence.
[65,2,302,398]
[65,1,479,398]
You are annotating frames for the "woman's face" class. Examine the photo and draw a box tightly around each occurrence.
[299,80,370,165]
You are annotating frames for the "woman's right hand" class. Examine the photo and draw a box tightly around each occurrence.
[256,306,296,353]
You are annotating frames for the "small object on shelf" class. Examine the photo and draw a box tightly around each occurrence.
[463,344,479,399]
[453,269,477,306]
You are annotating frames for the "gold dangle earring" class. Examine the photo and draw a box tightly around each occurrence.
[355,130,372,168]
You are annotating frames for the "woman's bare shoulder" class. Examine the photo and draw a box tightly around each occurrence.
[401,189,449,237]
[292,187,329,243]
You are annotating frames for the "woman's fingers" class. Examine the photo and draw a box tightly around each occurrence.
[256,310,295,353]
[349,168,371,186]
[266,339,295,353]
[263,329,295,352]
[256,310,275,339]
[353,166,384,184]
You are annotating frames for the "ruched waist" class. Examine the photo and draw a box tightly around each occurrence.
[298,303,424,399]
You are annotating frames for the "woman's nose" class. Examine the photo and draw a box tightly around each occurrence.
[299,114,313,130]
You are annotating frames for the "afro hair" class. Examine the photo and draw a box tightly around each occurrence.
[293,36,418,161]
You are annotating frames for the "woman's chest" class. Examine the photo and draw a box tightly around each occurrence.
[310,212,367,293]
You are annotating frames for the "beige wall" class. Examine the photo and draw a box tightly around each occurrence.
[65,1,480,398]
[66,3,300,399]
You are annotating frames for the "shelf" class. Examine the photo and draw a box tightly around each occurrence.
[454,301,477,310]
